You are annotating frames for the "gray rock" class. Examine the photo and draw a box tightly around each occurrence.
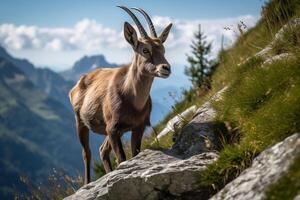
[263,52,292,65]
[172,87,227,156]
[273,18,300,42]
[210,133,300,200]
[255,18,300,60]
[156,105,198,140]
[65,150,218,200]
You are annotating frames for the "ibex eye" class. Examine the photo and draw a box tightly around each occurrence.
[143,48,150,54]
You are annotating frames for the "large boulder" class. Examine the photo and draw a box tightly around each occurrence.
[64,89,228,200]
[65,150,218,200]
[210,133,300,200]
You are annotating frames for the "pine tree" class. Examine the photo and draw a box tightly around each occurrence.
[185,24,216,89]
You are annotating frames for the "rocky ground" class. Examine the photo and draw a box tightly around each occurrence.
[211,133,300,200]
[65,88,225,200]
[65,86,300,200]
[65,85,300,200]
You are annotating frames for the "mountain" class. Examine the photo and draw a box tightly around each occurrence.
[0,58,82,199]
[61,55,118,81]
[0,46,74,108]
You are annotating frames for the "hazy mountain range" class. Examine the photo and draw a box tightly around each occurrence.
[0,45,189,199]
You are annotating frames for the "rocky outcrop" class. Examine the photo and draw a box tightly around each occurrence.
[255,18,299,64]
[263,52,292,65]
[235,18,299,68]
[156,105,197,140]
[64,89,228,200]
[210,133,300,200]
[65,150,218,200]
[172,87,227,156]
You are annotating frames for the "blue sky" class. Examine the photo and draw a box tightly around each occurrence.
[0,0,265,70]
[0,0,264,28]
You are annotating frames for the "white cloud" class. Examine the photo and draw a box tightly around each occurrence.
[0,18,125,53]
[0,15,258,70]
[156,15,257,60]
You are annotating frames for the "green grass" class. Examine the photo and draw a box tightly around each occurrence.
[139,0,300,196]
[200,55,300,190]
[199,144,256,191]
[265,154,300,200]
[197,0,300,195]
[217,57,300,144]
[210,0,300,92]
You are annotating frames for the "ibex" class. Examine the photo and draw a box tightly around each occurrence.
[69,6,172,184]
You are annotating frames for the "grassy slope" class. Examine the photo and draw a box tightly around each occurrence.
[199,1,300,196]
[141,0,300,198]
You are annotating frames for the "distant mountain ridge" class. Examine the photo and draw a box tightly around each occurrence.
[0,57,81,199]
[0,46,73,108]
[61,54,118,81]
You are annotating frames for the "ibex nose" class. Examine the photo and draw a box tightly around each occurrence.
[161,64,170,72]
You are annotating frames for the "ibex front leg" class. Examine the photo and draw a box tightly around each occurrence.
[106,124,126,164]
[131,125,145,157]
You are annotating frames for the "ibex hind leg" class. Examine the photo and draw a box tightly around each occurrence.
[76,114,91,184]
[100,136,113,173]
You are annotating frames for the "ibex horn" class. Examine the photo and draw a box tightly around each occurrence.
[117,5,148,38]
[131,7,157,38]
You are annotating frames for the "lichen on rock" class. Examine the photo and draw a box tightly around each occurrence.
[210,133,300,200]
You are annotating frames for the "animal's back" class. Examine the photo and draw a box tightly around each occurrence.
[69,68,116,133]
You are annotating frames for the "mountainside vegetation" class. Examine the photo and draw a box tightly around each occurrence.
[140,0,300,198]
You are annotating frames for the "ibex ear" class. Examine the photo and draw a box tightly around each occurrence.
[124,22,138,49]
[158,23,172,43]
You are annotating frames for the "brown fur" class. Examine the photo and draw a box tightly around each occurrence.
[69,14,172,184]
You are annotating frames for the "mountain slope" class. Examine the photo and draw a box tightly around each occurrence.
[0,58,82,199]
[146,1,300,199]
[0,46,74,108]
